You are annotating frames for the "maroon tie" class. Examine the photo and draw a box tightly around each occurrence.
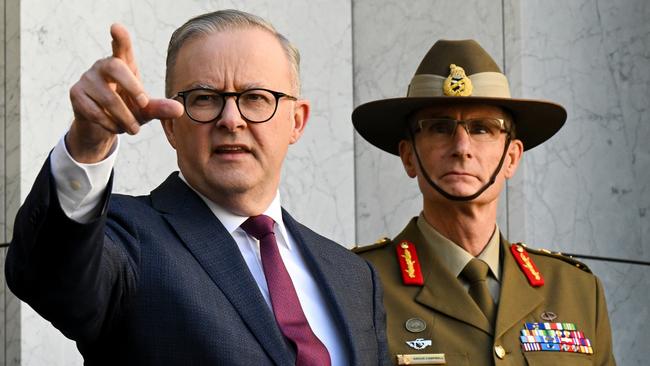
[241,215,331,366]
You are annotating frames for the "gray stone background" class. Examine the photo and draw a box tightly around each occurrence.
[1,0,647,364]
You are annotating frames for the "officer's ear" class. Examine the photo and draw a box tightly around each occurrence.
[504,138,524,178]
[399,139,418,178]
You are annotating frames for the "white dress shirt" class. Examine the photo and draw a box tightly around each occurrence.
[49,135,346,365]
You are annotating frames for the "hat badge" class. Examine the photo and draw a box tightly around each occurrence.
[443,64,473,97]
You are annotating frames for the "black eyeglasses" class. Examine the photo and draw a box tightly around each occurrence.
[173,87,297,123]
[413,117,511,144]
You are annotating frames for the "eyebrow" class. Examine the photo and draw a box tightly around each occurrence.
[193,82,216,90]
[184,82,267,92]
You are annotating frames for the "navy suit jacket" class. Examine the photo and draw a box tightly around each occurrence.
[6,159,389,365]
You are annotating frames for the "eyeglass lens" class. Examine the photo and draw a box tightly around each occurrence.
[416,118,507,143]
[184,89,279,123]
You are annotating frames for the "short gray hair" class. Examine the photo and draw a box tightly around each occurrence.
[165,9,301,98]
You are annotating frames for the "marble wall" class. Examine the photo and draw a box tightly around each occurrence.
[1,1,6,363]
[1,0,648,365]
[17,0,355,244]
[515,1,650,364]
[13,0,353,364]
[3,0,21,364]
[352,0,508,243]
[353,1,649,365]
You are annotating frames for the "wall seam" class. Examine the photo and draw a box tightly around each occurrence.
[3,0,7,361]
[350,0,358,244]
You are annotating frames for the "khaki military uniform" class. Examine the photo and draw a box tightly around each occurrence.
[356,217,615,365]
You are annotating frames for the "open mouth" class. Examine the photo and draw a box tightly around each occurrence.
[214,145,251,154]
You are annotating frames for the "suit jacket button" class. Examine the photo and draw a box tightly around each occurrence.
[494,345,506,359]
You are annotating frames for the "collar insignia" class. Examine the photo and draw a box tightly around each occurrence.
[396,241,424,285]
[510,243,545,287]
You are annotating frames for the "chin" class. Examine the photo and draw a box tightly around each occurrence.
[208,178,256,195]
[440,184,482,196]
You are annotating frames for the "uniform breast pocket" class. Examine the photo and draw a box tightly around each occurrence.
[523,351,593,365]
[438,353,469,365]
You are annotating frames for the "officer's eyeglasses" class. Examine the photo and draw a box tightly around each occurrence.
[173,87,297,124]
[413,117,511,144]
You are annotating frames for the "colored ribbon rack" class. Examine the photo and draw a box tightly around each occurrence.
[520,322,593,355]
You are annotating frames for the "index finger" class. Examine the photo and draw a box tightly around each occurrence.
[110,23,137,73]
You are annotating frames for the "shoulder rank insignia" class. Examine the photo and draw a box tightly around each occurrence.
[525,246,592,273]
[396,241,424,285]
[510,243,544,287]
[351,237,390,254]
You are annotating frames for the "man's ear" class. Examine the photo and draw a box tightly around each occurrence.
[289,100,310,144]
[161,119,177,150]
[399,139,418,178]
[504,138,524,178]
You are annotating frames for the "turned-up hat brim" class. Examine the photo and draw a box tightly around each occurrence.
[352,40,567,154]
[353,96,566,154]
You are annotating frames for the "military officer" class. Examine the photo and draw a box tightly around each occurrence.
[352,40,616,365]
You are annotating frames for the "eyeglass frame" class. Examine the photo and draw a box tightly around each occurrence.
[410,117,513,143]
[172,87,298,124]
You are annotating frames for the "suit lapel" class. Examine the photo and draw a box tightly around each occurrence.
[399,219,493,335]
[494,237,543,339]
[151,174,293,365]
[282,211,361,364]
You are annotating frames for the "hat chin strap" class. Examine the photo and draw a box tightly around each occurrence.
[408,128,511,202]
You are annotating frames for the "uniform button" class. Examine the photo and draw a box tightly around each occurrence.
[494,345,506,359]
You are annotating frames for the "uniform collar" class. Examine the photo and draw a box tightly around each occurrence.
[416,212,501,281]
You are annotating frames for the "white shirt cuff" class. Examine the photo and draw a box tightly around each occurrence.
[50,134,119,223]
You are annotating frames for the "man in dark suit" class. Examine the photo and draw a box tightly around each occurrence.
[6,10,389,365]
[352,40,615,365]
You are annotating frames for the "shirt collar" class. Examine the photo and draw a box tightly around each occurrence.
[178,172,291,249]
[477,225,501,281]
[417,212,501,280]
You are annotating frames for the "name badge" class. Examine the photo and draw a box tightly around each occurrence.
[396,353,446,365]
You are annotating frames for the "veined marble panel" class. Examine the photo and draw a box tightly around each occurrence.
[20,0,354,242]
[5,0,21,364]
[353,0,506,244]
[1,3,6,360]
[1,0,6,244]
[18,0,353,364]
[516,1,650,364]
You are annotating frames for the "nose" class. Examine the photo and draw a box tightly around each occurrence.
[450,123,473,157]
[215,97,246,131]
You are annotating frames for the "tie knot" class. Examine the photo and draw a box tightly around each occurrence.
[241,215,275,240]
[461,258,490,283]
